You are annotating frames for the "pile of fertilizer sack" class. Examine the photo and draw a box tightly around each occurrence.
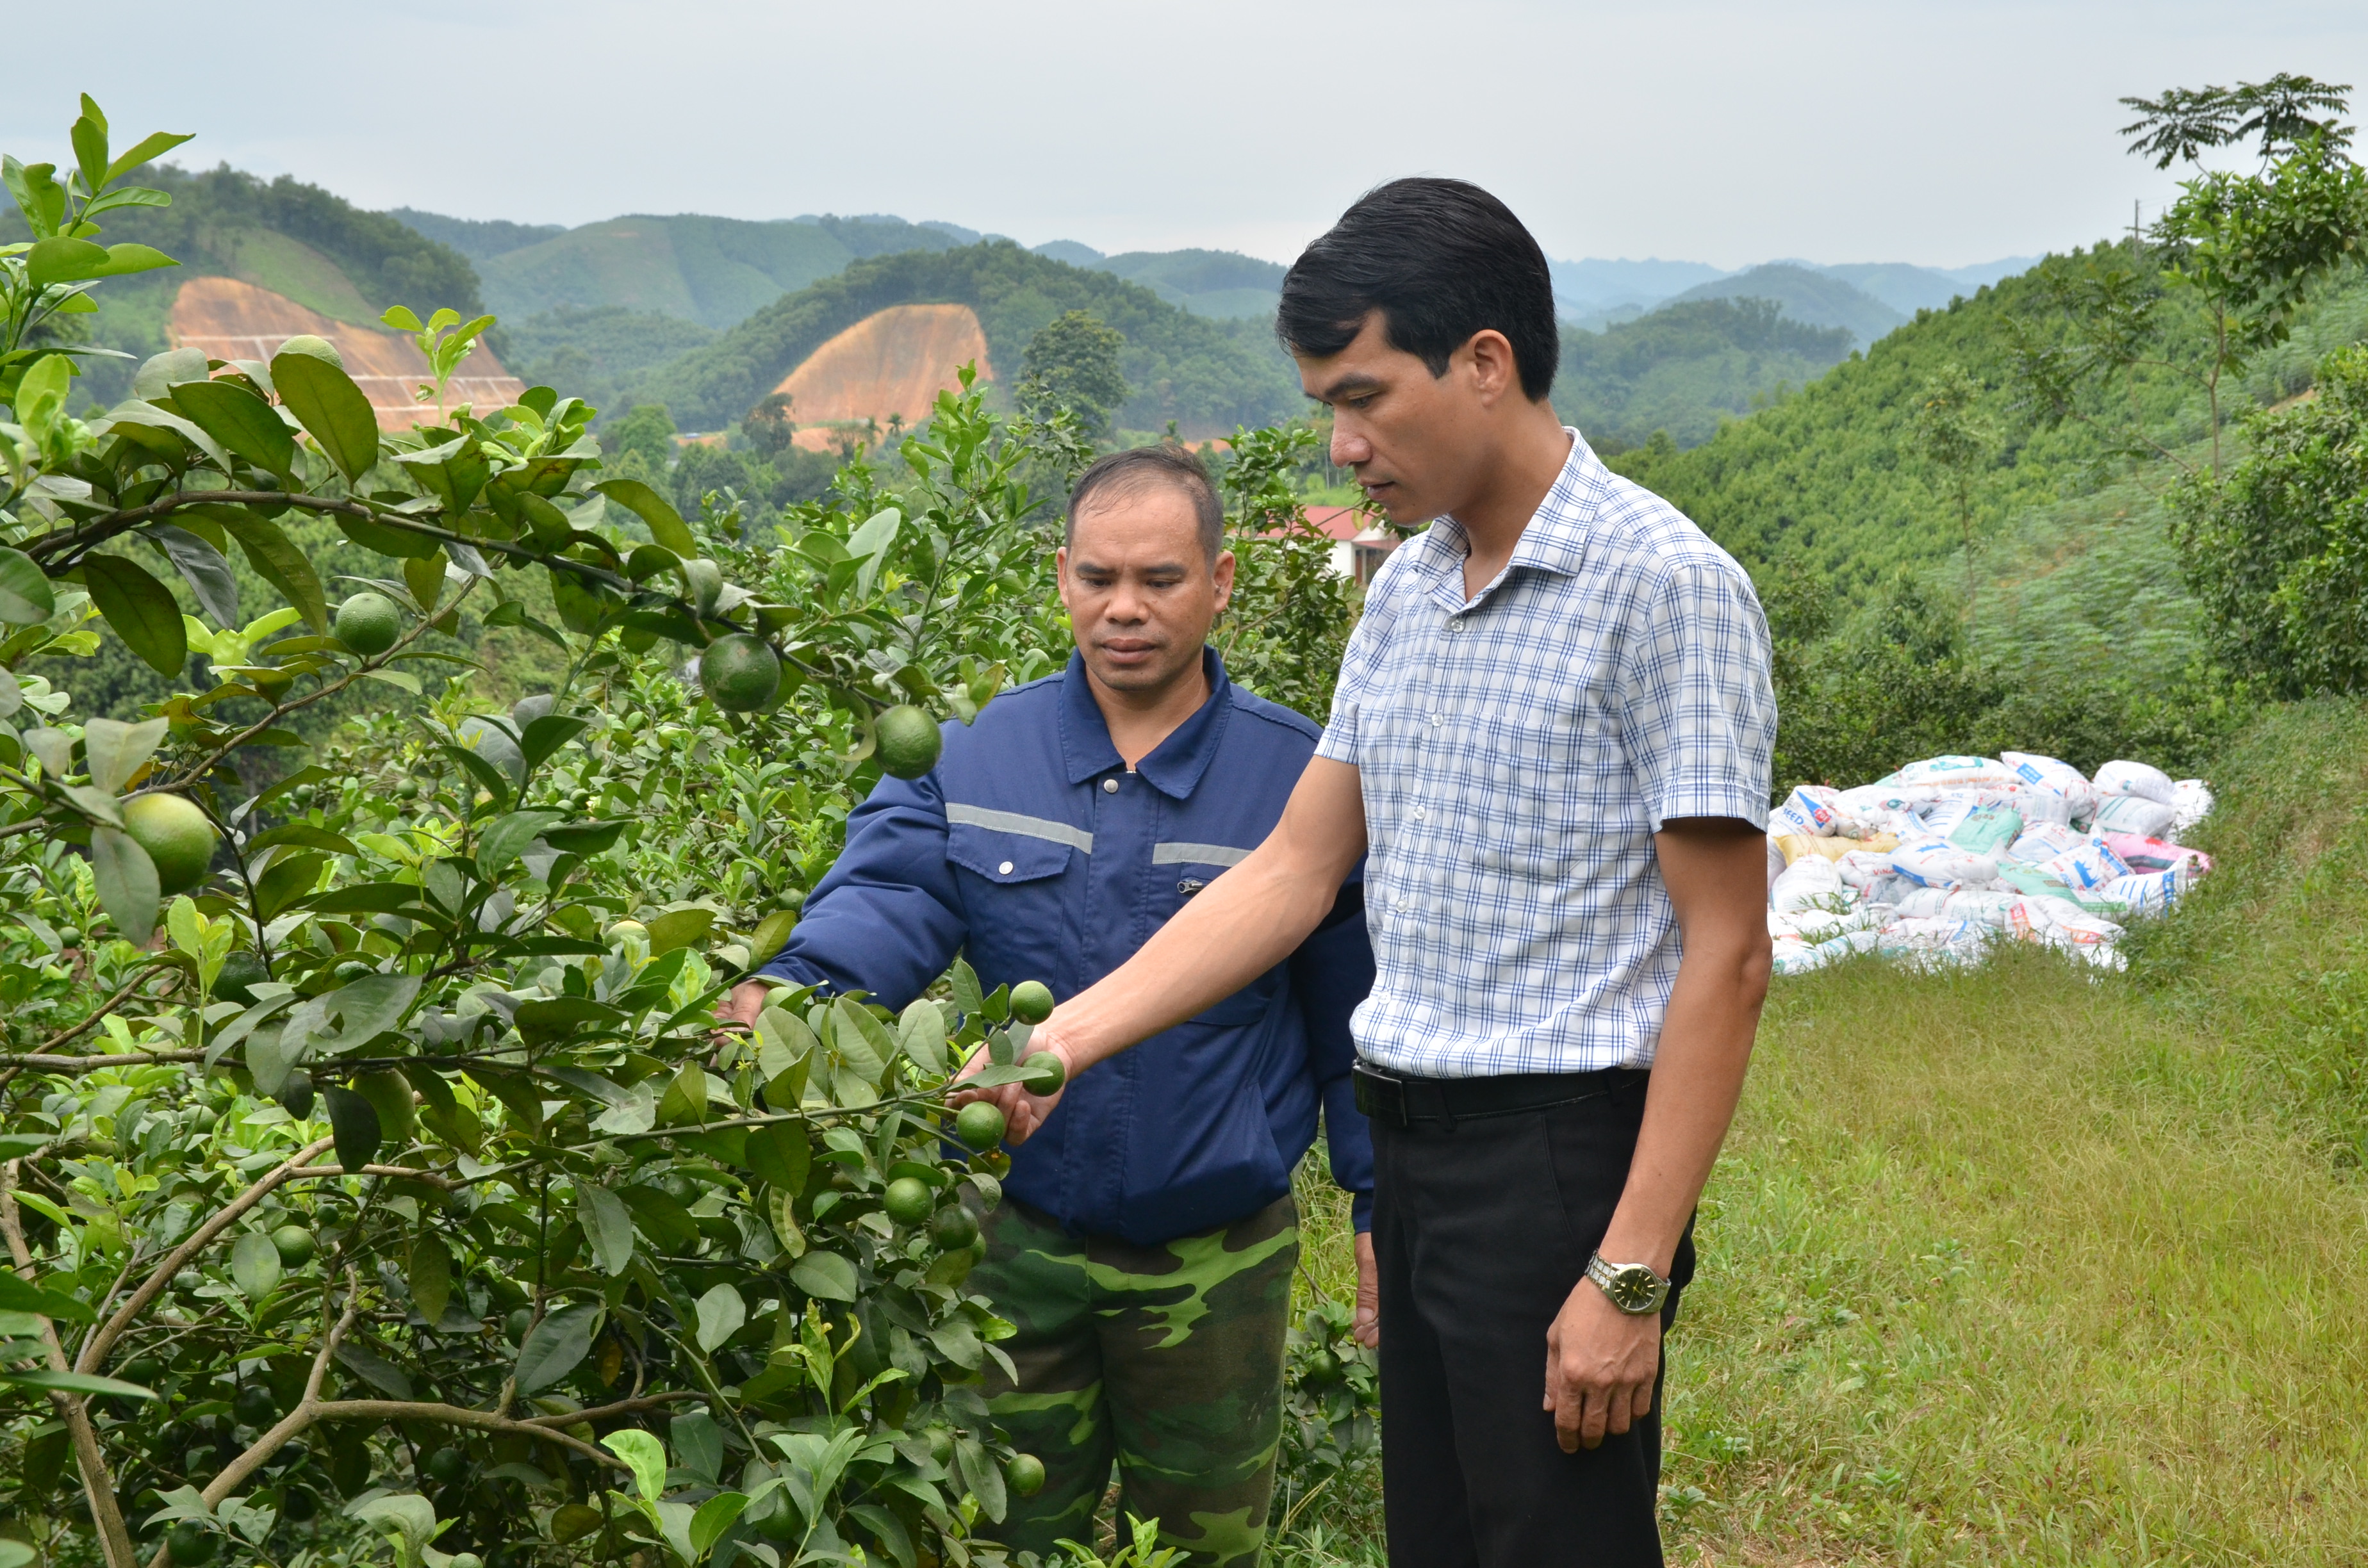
[1766,753,2214,975]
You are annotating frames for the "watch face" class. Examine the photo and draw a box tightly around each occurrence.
[1605,1265,1663,1313]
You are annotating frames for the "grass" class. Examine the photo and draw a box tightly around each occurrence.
[1279,698,2368,1565]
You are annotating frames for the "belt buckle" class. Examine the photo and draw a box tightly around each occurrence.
[1352,1062,1408,1128]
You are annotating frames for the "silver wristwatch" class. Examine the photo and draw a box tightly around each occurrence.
[1584,1252,1670,1316]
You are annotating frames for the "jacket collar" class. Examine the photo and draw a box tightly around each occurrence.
[1057,646,1235,799]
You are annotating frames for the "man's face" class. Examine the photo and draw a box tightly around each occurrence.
[1296,312,1496,527]
[1057,482,1235,696]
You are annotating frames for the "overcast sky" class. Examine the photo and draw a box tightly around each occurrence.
[8,1,2365,269]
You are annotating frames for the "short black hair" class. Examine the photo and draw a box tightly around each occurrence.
[1278,177,1559,400]
[1064,443,1225,564]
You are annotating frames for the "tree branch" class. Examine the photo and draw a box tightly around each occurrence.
[75,1136,335,1376]
[2,1160,139,1568]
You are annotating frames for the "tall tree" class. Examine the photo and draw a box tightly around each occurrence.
[1018,309,1129,437]
[1912,363,1998,639]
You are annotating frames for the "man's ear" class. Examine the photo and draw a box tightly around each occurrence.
[1463,329,1521,407]
[1055,545,1075,617]
[1212,549,1237,614]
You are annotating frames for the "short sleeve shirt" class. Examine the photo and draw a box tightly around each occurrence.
[1316,429,1775,1077]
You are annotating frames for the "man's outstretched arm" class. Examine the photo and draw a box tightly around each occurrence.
[958,756,1369,1140]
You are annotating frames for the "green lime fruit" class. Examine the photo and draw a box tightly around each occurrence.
[1009,979,1055,1024]
[1004,1451,1046,1497]
[214,951,268,1006]
[929,1204,980,1251]
[233,1382,278,1426]
[275,333,344,370]
[953,1101,1006,1152]
[55,924,81,949]
[882,1177,934,1227]
[874,704,942,780]
[504,1307,533,1344]
[279,1485,319,1523]
[331,958,374,984]
[334,592,405,657]
[353,1070,416,1144]
[700,633,780,712]
[395,779,420,801]
[275,1071,316,1120]
[270,1224,317,1267]
[681,557,724,616]
[424,1446,468,1484]
[174,1268,202,1293]
[446,1555,485,1568]
[606,919,648,944]
[167,1521,217,1565]
[1021,1051,1067,1096]
[122,793,218,896]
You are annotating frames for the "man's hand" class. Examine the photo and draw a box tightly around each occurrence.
[714,979,769,1037]
[1352,1230,1379,1349]
[946,1031,1073,1145]
[1543,1278,1659,1453]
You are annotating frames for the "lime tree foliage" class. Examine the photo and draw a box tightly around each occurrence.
[2169,343,2368,694]
[1208,426,1360,723]
[0,101,1137,1568]
[622,245,1299,438]
[1552,297,1856,451]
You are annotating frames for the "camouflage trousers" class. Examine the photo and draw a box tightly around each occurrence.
[973,1194,1299,1568]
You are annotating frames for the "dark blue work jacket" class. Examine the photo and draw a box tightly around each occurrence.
[756,648,1375,1245]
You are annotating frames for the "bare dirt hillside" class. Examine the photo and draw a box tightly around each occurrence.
[170,276,525,429]
[771,303,992,433]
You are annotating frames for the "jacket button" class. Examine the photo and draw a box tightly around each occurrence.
[999,861,1014,875]
[1103,778,1119,794]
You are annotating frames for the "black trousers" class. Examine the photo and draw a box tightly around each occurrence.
[1372,1072,1695,1567]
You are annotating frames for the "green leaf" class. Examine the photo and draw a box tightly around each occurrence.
[89,826,160,943]
[832,996,896,1084]
[0,1271,93,1323]
[438,743,514,810]
[746,1123,810,1197]
[579,1185,635,1277]
[694,1283,746,1352]
[514,995,625,1043]
[271,348,379,481]
[748,910,798,970]
[848,506,901,598]
[409,1234,452,1325]
[518,714,591,772]
[593,478,697,557]
[898,999,948,1076]
[541,820,625,855]
[0,547,56,625]
[790,1250,859,1303]
[81,716,169,795]
[479,809,566,872]
[689,1491,750,1556]
[951,957,985,1022]
[644,906,714,955]
[602,1426,666,1505]
[149,525,240,628]
[202,509,329,632]
[24,236,175,285]
[517,1302,602,1394]
[81,552,187,676]
[0,1369,158,1400]
[323,1086,381,1172]
[171,377,295,479]
[672,1410,724,1487]
[104,129,194,184]
[69,111,108,199]
[230,1230,283,1300]
[333,512,443,559]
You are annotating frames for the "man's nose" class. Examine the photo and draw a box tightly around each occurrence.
[1331,425,1372,468]
[1103,582,1149,623]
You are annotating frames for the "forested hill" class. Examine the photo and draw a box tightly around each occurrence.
[622,241,1302,436]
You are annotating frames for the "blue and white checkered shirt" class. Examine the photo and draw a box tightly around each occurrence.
[1316,430,1775,1077]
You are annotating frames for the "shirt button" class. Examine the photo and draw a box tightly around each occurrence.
[1429,713,1443,727]
[1103,778,1119,794]
[999,860,1014,875]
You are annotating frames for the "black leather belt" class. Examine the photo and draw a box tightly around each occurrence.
[1351,1060,1648,1129]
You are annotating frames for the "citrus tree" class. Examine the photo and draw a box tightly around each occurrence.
[0,99,1106,1568]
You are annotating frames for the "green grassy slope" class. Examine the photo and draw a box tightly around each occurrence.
[1093,248,1286,319]
[623,241,1301,435]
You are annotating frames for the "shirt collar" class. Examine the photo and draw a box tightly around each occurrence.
[1057,645,1235,798]
[1420,428,1604,610]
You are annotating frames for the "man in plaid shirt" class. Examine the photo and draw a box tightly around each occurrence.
[960,178,1776,1567]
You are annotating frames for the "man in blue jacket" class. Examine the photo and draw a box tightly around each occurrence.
[720,443,1376,1568]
